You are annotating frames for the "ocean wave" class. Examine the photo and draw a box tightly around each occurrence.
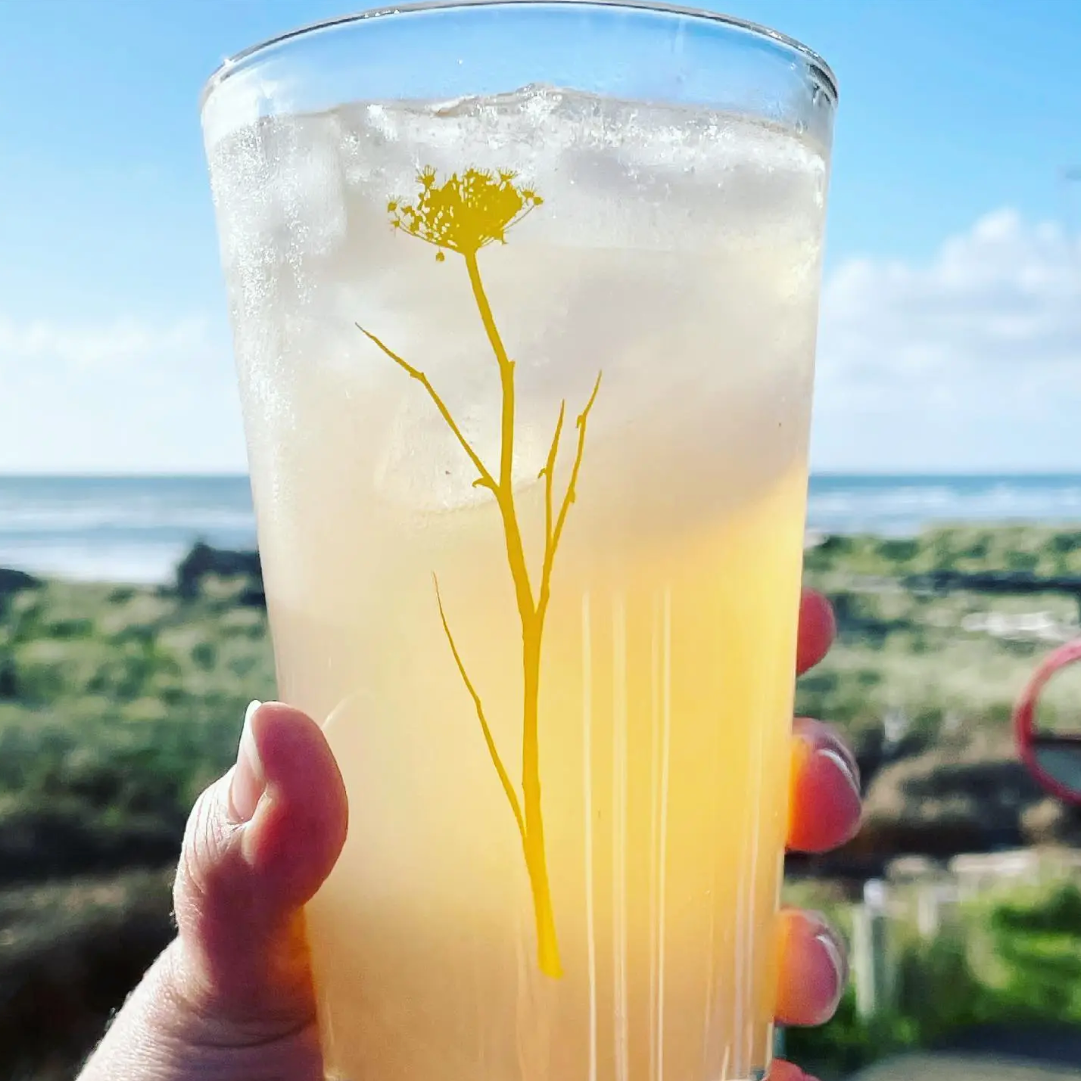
[808,477,1081,535]
[5,475,1081,582]
[0,541,200,585]
[0,507,256,534]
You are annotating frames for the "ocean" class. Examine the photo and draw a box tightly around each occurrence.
[3,474,1081,585]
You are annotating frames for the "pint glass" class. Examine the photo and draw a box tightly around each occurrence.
[202,7,837,1078]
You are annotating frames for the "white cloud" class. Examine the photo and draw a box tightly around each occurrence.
[0,312,247,473]
[0,314,208,372]
[812,210,1081,470]
[2,211,1079,474]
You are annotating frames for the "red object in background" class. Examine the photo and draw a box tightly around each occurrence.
[1015,638,1081,806]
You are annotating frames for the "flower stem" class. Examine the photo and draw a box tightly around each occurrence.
[464,249,562,978]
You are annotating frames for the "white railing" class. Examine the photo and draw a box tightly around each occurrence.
[851,847,1081,1019]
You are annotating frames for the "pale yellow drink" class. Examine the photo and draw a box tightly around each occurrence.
[205,85,828,1081]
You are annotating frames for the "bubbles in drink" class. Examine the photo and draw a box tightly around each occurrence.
[206,83,829,1081]
[208,86,826,519]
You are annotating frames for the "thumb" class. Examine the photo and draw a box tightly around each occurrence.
[171,700,348,1033]
[79,702,347,1081]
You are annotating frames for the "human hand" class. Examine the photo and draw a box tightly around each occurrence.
[78,588,858,1081]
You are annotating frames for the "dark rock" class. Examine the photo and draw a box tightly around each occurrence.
[848,731,1045,859]
[0,662,17,700]
[174,542,264,606]
[0,568,39,600]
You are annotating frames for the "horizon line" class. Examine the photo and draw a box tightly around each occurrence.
[5,469,1081,481]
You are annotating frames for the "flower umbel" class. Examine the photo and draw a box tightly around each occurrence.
[389,167,543,259]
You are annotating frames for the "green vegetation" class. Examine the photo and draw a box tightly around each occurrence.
[4,525,1081,1077]
[0,566,275,1077]
[4,524,1076,883]
[787,880,1081,1080]
[0,572,274,884]
[798,526,1081,746]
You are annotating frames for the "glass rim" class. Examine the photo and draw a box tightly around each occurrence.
[200,0,838,110]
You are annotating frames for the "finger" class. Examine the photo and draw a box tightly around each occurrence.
[171,700,349,1037]
[775,907,847,1027]
[768,1061,812,1081]
[796,589,835,675]
[788,717,861,853]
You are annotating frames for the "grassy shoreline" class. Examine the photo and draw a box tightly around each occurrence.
[3,525,1081,1077]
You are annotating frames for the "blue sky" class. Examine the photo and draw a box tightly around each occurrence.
[0,0,1078,473]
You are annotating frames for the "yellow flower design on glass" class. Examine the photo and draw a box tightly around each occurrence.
[358,167,600,979]
[387,167,543,260]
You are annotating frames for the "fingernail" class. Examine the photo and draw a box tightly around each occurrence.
[815,929,847,1013]
[816,746,861,800]
[229,700,266,822]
